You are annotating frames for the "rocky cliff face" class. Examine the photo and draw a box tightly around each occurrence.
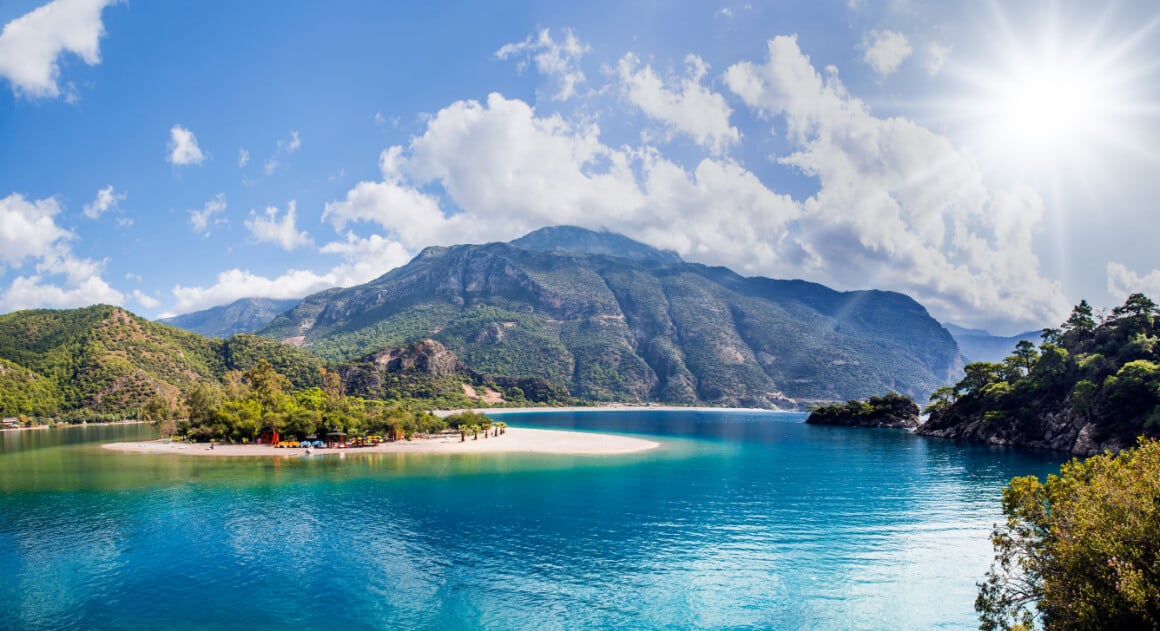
[918,402,1133,456]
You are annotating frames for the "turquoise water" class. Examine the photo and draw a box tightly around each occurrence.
[0,412,1063,630]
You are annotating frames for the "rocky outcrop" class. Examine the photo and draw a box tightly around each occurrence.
[805,393,920,429]
[917,403,1133,456]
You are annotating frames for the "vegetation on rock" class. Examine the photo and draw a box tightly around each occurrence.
[805,392,919,428]
[919,293,1160,455]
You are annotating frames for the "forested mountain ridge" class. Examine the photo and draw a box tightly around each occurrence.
[261,227,963,408]
[919,295,1160,455]
[0,305,322,418]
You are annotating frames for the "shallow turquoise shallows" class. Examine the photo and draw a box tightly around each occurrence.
[0,411,1062,630]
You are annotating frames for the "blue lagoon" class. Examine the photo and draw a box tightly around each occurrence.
[0,411,1061,630]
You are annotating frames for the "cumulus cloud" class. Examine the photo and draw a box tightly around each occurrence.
[322,92,803,278]
[82,184,125,219]
[496,28,590,101]
[0,193,124,312]
[189,193,227,234]
[723,34,1068,328]
[0,0,114,99]
[862,30,912,77]
[131,289,159,309]
[0,274,122,311]
[925,41,951,76]
[1107,263,1160,301]
[0,193,73,267]
[238,147,249,167]
[244,200,313,251]
[616,53,740,154]
[168,233,412,314]
[168,125,205,166]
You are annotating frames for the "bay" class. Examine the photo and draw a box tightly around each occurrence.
[0,411,1062,630]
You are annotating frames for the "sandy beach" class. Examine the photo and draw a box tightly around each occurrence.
[103,427,660,457]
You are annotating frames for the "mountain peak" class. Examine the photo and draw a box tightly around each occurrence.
[510,226,682,264]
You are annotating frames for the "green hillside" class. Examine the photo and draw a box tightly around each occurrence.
[0,305,322,418]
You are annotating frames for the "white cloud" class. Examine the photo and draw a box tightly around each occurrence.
[862,30,912,77]
[82,184,125,219]
[496,28,590,101]
[0,192,125,313]
[238,147,250,167]
[167,232,414,315]
[724,34,1068,329]
[284,130,300,153]
[616,53,740,155]
[244,200,313,251]
[925,41,951,76]
[0,0,114,99]
[131,289,159,309]
[0,274,122,311]
[263,130,301,175]
[168,124,205,166]
[0,193,73,267]
[188,193,227,234]
[323,92,803,279]
[171,269,335,315]
[1107,263,1160,301]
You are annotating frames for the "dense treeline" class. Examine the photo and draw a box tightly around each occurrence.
[920,293,1160,453]
[805,392,919,428]
[168,359,452,442]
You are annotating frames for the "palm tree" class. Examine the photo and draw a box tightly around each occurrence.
[459,424,467,442]
[496,421,507,436]
[470,424,480,440]
[480,417,492,438]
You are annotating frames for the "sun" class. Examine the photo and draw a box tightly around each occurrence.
[949,5,1157,185]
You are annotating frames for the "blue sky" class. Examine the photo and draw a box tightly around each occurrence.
[1,0,1158,334]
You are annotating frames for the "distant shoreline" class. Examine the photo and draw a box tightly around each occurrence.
[1,419,148,432]
[436,404,784,416]
[103,427,660,457]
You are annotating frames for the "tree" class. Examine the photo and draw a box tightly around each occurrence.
[957,363,1004,397]
[977,438,1160,630]
[1011,340,1039,375]
[1061,300,1096,336]
[1111,292,1157,322]
[185,381,223,426]
[244,358,291,414]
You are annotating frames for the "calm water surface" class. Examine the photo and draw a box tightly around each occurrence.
[0,412,1063,630]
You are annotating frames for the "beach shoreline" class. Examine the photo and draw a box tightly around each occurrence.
[436,404,781,416]
[103,427,660,457]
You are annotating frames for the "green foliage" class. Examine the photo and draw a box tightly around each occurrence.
[925,294,1160,449]
[806,392,919,428]
[977,438,1160,630]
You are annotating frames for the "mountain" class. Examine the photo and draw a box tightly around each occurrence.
[510,225,682,263]
[261,227,963,407]
[159,297,301,338]
[943,322,1044,364]
[0,305,322,417]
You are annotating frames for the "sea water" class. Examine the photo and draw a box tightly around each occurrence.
[0,411,1062,630]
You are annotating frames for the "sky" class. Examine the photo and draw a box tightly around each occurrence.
[1,0,1158,334]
